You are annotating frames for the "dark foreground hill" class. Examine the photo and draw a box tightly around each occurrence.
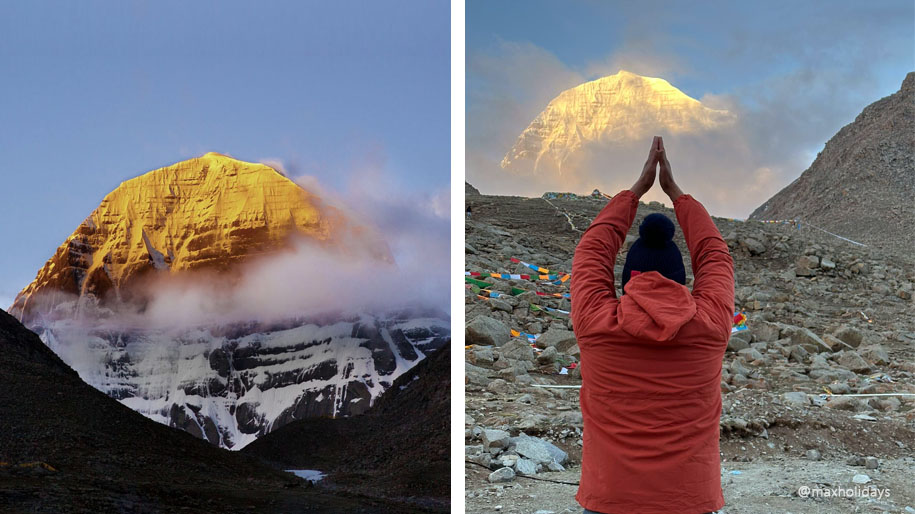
[0,308,426,513]
[243,346,451,512]
[750,72,914,255]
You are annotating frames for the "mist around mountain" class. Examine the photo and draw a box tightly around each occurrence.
[501,70,736,175]
[7,153,450,452]
[469,68,912,219]
[469,70,772,211]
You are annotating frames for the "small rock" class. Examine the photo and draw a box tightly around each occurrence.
[750,321,781,343]
[782,392,808,407]
[500,339,535,361]
[514,458,537,476]
[486,379,515,395]
[832,325,864,348]
[788,327,831,352]
[536,328,578,353]
[739,237,766,255]
[788,345,809,363]
[482,429,510,449]
[467,452,492,468]
[738,348,764,362]
[471,347,495,365]
[515,393,534,404]
[805,449,822,461]
[858,344,889,365]
[835,351,871,373]
[865,456,879,469]
[846,456,866,466]
[851,473,871,484]
[488,467,515,483]
[727,334,750,352]
[490,299,513,313]
[537,346,559,365]
[514,439,553,465]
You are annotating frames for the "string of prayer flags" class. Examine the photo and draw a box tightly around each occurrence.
[509,257,571,283]
[510,329,540,343]
[731,311,748,333]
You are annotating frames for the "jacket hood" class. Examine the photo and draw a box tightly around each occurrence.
[618,271,697,341]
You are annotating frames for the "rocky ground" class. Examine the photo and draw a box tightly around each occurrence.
[464,187,915,514]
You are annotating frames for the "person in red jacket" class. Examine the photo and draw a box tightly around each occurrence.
[571,136,734,514]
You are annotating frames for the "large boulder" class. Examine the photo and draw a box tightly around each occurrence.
[795,255,819,277]
[750,321,782,343]
[500,339,535,361]
[488,467,515,483]
[786,326,831,353]
[832,325,865,348]
[465,362,493,387]
[510,434,569,466]
[466,316,511,347]
[834,351,871,373]
[482,428,510,449]
[739,237,767,255]
[536,328,578,353]
[859,345,889,365]
[727,330,752,352]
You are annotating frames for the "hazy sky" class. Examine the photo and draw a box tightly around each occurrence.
[467,0,913,216]
[0,1,450,308]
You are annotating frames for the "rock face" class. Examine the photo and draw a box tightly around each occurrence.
[8,153,449,449]
[501,70,735,174]
[33,312,449,449]
[750,73,915,254]
[10,152,391,322]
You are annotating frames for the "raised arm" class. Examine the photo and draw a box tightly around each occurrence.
[571,189,639,313]
[658,137,734,333]
[571,138,659,332]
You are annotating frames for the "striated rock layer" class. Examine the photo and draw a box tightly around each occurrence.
[37,310,449,449]
[11,152,390,322]
[501,70,735,174]
[750,73,915,255]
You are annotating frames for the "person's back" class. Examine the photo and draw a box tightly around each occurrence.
[571,136,734,514]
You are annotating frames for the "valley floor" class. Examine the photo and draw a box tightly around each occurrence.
[465,455,915,514]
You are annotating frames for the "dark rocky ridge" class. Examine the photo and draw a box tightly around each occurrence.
[0,308,430,513]
[243,345,451,512]
[750,72,914,255]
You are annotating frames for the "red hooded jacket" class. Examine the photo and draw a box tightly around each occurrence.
[571,190,734,514]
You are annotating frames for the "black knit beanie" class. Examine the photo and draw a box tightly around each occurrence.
[621,213,686,293]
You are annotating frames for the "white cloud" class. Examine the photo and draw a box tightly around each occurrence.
[466,37,907,218]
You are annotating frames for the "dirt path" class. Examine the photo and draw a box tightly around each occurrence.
[465,457,915,513]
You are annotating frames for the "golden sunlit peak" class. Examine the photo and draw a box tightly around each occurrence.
[501,70,736,173]
[10,152,394,321]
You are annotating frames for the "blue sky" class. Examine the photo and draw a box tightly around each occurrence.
[0,1,450,307]
[466,0,914,214]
